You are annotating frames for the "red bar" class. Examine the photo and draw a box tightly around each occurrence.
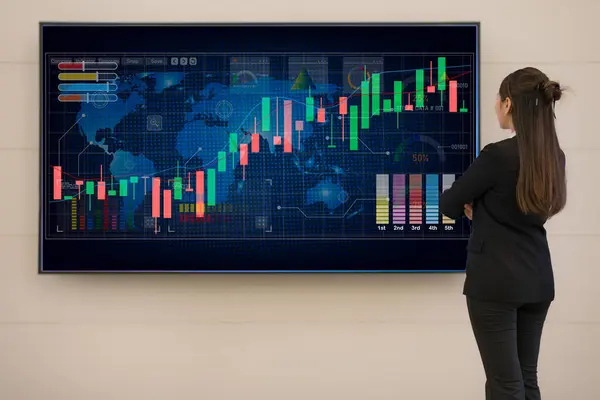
[240,144,249,166]
[295,120,304,131]
[405,105,414,111]
[251,133,260,153]
[428,61,435,93]
[80,215,85,230]
[449,80,458,112]
[427,86,436,93]
[273,136,282,145]
[409,174,423,224]
[53,166,62,200]
[98,181,106,200]
[58,62,84,70]
[284,100,292,153]
[339,97,348,115]
[75,180,84,186]
[196,171,204,218]
[163,190,172,219]
[152,178,161,218]
[317,108,325,123]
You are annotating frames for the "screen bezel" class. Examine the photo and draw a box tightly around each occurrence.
[38,22,481,274]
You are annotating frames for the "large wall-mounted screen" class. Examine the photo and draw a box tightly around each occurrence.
[40,23,479,272]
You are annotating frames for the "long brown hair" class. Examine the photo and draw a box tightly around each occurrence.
[499,67,567,218]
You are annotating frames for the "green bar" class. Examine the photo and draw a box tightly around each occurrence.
[416,69,424,108]
[129,176,138,184]
[438,57,447,91]
[63,195,73,200]
[218,151,226,172]
[85,181,94,195]
[394,81,403,112]
[207,169,216,206]
[174,177,183,200]
[361,80,369,129]
[350,105,358,151]
[372,73,381,116]
[229,133,238,153]
[460,100,468,112]
[383,99,392,112]
[108,190,117,196]
[261,97,270,131]
[119,179,128,197]
[306,97,314,122]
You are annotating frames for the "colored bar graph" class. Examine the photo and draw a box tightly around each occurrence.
[53,166,62,200]
[58,83,118,92]
[152,178,160,218]
[339,96,348,115]
[240,144,248,165]
[392,174,406,225]
[108,190,117,197]
[98,181,106,200]
[295,120,304,131]
[409,175,423,224]
[163,190,172,219]
[229,133,238,153]
[442,174,456,224]
[218,151,227,171]
[261,97,270,131]
[306,97,314,122]
[71,198,77,230]
[449,80,458,112]
[196,171,205,218]
[273,136,282,146]
[372,73,381,115]
[58,61,118,71]
[207,169,216,207]
[284,100,293,153]
[119,179,128,197]
[58,72,118,81]
[349,105,358,151]
[460,100,468,113]
[376,174,390,225]
[360,80,370,129]
[416,69,425,108]
[174,177,183,200]
[438,57,447,91]
[425,174,440,224]
[251,134,260,153]
[383,99,392,112]
[394,81,403,112]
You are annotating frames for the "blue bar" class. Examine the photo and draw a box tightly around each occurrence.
[87,215,93,230]
[425,174,440,224]
[58,83,118,92]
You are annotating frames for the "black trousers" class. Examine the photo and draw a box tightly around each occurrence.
[466,296,551,400]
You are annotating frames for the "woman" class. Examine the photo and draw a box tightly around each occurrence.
[439,67,567,400]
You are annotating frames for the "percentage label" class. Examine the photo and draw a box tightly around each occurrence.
[412,153,429,162]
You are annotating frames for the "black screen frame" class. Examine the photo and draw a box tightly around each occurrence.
[38,22,481,274]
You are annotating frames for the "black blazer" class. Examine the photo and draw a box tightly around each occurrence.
[440,137,563,303]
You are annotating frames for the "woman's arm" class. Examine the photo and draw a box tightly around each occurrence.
[439,143,500,220]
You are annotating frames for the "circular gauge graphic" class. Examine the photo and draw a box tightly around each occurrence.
[215,100,234,120]
[347,65,371,90]
[393,134,446,166]
[91,92,109,109]
[232,70,258,86]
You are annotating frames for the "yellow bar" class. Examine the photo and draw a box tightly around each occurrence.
[179,204,184,213]
[59,73,97,81]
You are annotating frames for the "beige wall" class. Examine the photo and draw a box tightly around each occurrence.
[1,0,599,398]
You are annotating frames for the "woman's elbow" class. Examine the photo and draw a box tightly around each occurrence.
[439,195,462,220]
